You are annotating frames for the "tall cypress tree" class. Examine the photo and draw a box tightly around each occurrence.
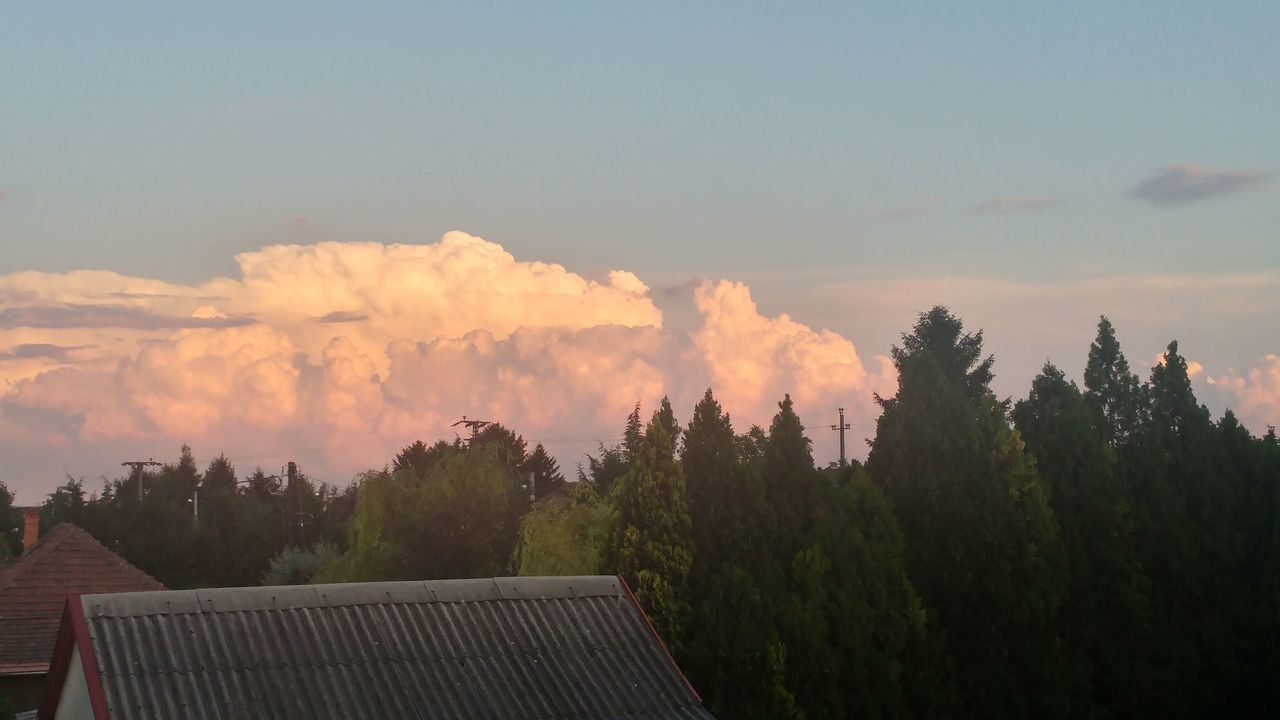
[1084,316,1144,447]
[610,414,693,650]
[679,389,787,719]
[1014,362,1149,716]
[867,307,1067,719]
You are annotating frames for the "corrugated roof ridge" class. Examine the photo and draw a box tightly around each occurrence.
[82,576,621,618]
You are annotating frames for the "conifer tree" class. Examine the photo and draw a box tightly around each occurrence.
[1083,316,1144,446]
[1014,362,1149,715]
[868,306,1066,719]
[610,414,693,650]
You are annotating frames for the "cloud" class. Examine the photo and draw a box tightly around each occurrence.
[881,200,941,219]
[312,311,369,323]
[0,343,94,362]
[0,305,256,330]
[0,232,886,501]
[1211,354,1280,433]
[969,196,1058,214]
[1128,164,1272,207]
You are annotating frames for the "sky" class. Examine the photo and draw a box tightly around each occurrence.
[1,2,1277,502]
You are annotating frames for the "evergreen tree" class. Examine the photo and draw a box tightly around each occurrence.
[623,402,645,462]
[1014,362,1149,715]
[581,443,629,496]
[868,306,1067,719]
[609,414,693,650]
[202,454,237,494]
[1083,316,1144,446]
[679,389,784,718]
[520,443,566,500]
[657,395,681,451]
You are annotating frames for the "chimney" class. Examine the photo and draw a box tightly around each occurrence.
[22,507,40,553]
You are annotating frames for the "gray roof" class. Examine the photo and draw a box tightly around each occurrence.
[76,576,713,720]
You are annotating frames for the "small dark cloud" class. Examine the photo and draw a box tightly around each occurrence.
[657,278,703,298]
[0,343,95,362]
[0,304,256,330]
[969,196,1058,214]
[106,291,177,301]
[312,310,369,323]
[881,200,941,219]
[1128,164,1272,207]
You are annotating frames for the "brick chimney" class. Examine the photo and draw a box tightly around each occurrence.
[22,507,40,553]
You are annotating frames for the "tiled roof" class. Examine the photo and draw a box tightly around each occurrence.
[76,576,714,719]
[0,524,163,674]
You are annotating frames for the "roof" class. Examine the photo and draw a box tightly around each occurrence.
[0,524,163,675]
[47,576,714,720]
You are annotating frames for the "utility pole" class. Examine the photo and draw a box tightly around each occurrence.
[121,459,161,501]
[451,416,492,446]
[830,408,851,466]
[189,488,199,523]
[283,462,300,549]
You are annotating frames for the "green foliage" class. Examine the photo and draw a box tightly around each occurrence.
[521,442,567,500]
[327,445,516,582]
[261,542,340,585]
[0,480,20,560]
[869,306,1067,719]
[580,442,629,496]
[0,692,14,720]
[1083,316,1145,446]
[1014,363,1149,716]
[609,414,693,650]
[514,483,611,575]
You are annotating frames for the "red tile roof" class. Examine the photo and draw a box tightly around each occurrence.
[0,524,163,675]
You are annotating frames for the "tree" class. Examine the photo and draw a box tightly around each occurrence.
[657,395,681,451]
[202,454,237,494]
[580,443,629,496]
[1083,316,1144,446]
[393,439,453,475]
[327,445,515,582]
[623,402,644,462]
[1014,362,1149,715]
[867,306,1066,718]
[520,443,566,500]
[0,480,19,560]
[514,483,611,575]
[261,542,340,585]
[609,414,693,650]
[679,390,780,717]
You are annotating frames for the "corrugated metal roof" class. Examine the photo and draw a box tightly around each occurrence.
[77,576,714,719]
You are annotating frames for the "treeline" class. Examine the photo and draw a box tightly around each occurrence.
[4,307,1278,718]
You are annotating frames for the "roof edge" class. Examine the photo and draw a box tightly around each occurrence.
[81,575,624,618]
[618,573,703,705]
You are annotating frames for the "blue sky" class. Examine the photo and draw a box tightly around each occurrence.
[4,1,1276,281]
[1,3,1278,495]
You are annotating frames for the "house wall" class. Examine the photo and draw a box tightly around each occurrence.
[0,673,46,713]
[52,647,91,720]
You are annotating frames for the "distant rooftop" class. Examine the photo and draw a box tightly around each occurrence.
[44,575,714,719]
[0,523,162,675]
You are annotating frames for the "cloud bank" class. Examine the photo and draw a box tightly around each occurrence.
[0,232,889,501]
[1128,164,1271,207]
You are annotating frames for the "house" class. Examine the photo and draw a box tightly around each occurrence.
[39,575,714,719]
[0,510,163,714]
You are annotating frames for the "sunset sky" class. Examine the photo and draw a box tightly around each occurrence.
[2,3,1278,501]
